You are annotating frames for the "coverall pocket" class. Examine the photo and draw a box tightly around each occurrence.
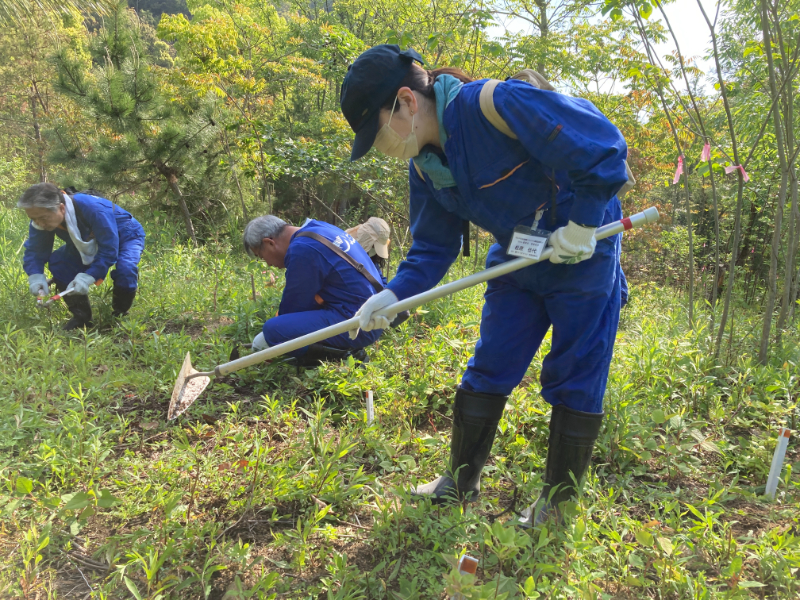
[471,149,531,191]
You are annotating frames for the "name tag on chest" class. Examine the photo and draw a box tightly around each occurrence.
[507,225,551,260]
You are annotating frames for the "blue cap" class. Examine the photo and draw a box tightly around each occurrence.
[340,45,424,161]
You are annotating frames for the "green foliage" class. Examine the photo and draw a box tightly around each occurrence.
[0,155,28,203]
[0,205,799,597]
[50,1,224,242]
[129,0,189,23]
[2,0,800,593]
[0,0,113,25]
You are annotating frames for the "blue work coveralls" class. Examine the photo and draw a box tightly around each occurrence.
[262,220,384,355]
[23,193,146,291]
[387,79,629,414]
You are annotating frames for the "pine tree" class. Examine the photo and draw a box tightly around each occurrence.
[51,1,220,245]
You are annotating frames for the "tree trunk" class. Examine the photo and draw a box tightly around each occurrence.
[777,47,798,333]
[758,0,788,365]
[786,178,800,323]
[791,238,800,322]
[156,162,197,246]
[631,10,693,327]
[536,0,548,76]
[778,172,797,330]
[707,153,721,333]
[232,168,248,223]
[697,0,746,359]
[682,169,695,328]
[222,128,249,222]
[29,87,46,182]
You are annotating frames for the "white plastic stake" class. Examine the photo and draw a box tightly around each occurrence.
[765,427,792,499]
[366,390,374,425]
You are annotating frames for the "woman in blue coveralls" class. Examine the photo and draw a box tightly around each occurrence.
[340,46,630,525]
[19,183,146,330]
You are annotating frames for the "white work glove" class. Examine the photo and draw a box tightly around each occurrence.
[548,221,597,264]
[68,273,96,295]
[348,289,398,340]
[251,332,269,351]
[28,273,48,297]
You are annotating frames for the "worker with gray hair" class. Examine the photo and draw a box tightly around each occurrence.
[19,183,145,330]
[243,214,385,366]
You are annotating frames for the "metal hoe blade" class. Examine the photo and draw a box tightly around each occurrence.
[168,352,211,420]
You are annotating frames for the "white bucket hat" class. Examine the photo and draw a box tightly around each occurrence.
[347,217,391,258]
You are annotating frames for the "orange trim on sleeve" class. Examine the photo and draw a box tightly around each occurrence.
[478,160,530,189]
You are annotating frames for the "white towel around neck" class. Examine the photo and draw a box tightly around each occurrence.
[63,192,98,265]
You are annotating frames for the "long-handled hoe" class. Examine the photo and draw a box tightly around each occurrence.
[168,207,660,420]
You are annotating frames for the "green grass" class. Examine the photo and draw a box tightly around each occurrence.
[0,205,799,599]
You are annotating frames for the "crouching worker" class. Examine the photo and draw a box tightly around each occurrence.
[19,183,145,330]
[243,215,385,367]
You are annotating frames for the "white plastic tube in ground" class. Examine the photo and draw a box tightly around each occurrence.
[450,555,479,600]
[765,427,792,499]
[366,390,374,425]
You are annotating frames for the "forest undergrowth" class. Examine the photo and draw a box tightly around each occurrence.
[1,206,798,599]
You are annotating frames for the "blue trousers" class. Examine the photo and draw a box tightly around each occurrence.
[262,308,383,356]
[461,234,622,414]
[49,223,145,291]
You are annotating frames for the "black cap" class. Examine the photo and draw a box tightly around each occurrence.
[341,45,424,161]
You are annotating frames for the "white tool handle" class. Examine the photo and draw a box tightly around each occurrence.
[209,208,658,377]
[38,286,75,306]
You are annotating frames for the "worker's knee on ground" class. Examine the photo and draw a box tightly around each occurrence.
[261,320,281,347]
[261,322,309,357]
[251,332,269,351]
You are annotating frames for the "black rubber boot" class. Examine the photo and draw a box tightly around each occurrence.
[412,387,508,505]
[518,405,604,528]
[112,286,137,317]
[58,283,93,331]
[389,310,411,328]
[294,344,367,368]
[350,347,369,363]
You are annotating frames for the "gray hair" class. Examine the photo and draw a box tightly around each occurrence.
[17,182,64,211]
[243,215,288,257]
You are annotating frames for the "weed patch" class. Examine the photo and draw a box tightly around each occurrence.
[1,208,799,598]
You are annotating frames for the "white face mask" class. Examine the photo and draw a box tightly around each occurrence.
[373,97,419,159]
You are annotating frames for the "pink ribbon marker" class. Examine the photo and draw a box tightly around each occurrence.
[701,142,711,162]
[673,155,684,184]
[724,164,750,182]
